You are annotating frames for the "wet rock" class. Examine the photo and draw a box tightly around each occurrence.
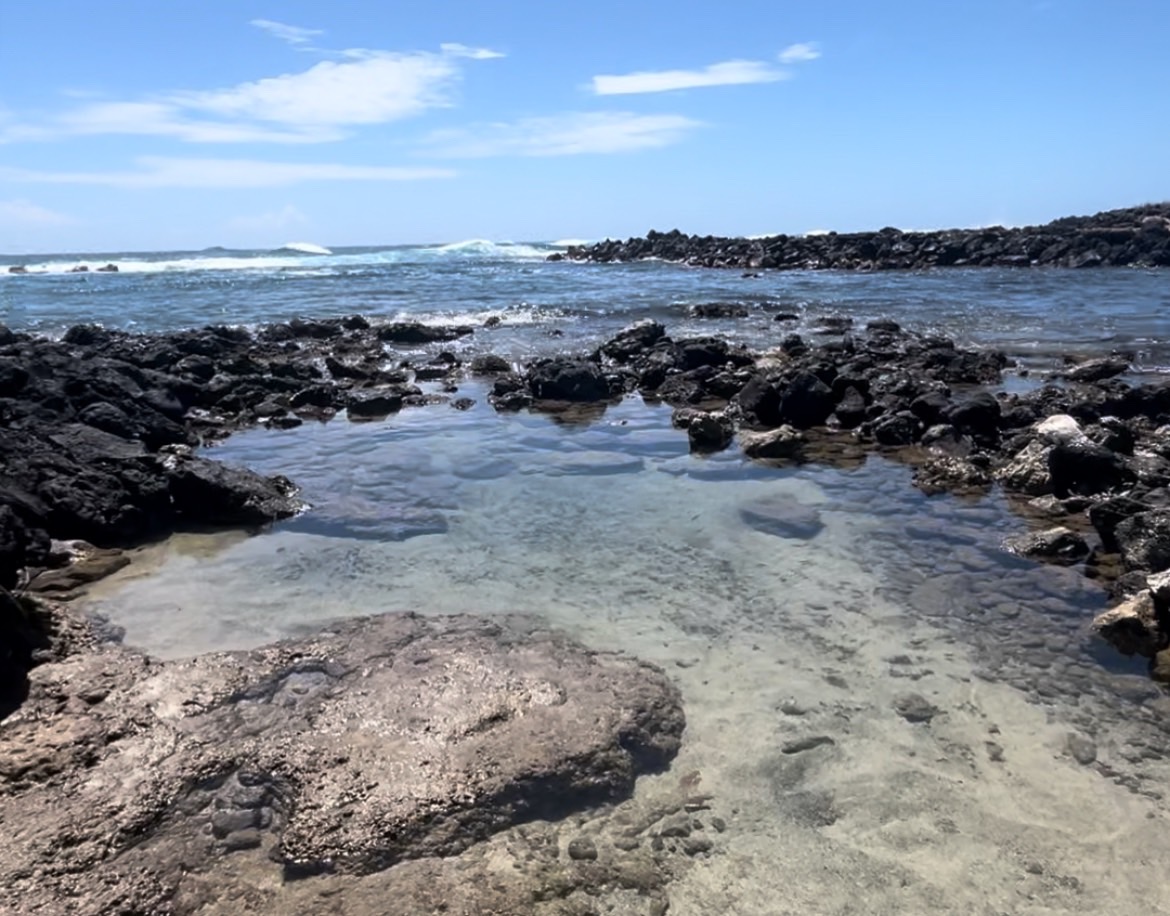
[527,358,609,402]
[1114,510,1170,572]
[1091,591,1167,657]
[347,391,405,420]
[469,354,512,374]
[377,322,474,344]
[27,544,130,595]
[686,411,735,453]
[1048,440,1133,497]
[1064,356,1130,383]
[0,612,684,911]
[162,454,302,527]
[599,319,666,362]
[945,392,1001,439]
[833,386,867,430]
[893,693,938,723]
[1090,495,1152,553]
[995,440,1053,495]
[735,374,782,429]
[1001,527,1090,565]
[690,303,748,319]
[739,495,824,540]
[778,372,836,429]
[739,425,805,461]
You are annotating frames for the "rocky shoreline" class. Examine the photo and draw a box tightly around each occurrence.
[551,203,1170,270]
[3,306,1170,911]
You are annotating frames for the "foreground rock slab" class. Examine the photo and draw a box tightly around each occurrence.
[0,611,685,915]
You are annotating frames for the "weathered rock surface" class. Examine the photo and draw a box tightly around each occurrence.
[1001,526,1090,565]
[0,610,685,914]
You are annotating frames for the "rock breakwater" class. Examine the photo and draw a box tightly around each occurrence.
[552,203,1170,270]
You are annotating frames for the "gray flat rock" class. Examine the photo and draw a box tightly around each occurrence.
[0,610,684,914]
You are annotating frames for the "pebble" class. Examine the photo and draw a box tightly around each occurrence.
[781,735,836,754]
[567,837,598,861]
[1066,732,1098,765]
[893,693,938,723]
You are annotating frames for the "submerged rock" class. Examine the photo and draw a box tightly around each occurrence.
[1001,526,1090,565]
[739,495,824,540]
[0,611,684,913]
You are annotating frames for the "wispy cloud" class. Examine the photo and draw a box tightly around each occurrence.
[1,43,504,145]
[439,43,505,60]
[422,112,703,157]
[778,42,821,64]
[0,198,78,227]
[0,157,455,189]
[591,60,786,95]
[251,19,324,49]
[226,203,310,233]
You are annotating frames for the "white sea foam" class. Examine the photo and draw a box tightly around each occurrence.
[425,239,551,259]
[550,238,592,248]
[273,241,333,255]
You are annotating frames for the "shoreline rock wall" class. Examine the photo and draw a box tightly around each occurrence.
[552,203,1170,270]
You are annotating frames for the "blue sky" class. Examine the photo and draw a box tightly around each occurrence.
[1,0,1166,252]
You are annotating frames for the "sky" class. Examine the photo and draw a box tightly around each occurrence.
[0,0,1167,252]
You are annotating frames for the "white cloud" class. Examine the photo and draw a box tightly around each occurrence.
[251,19,324,48]
[423,112,703,158]
[778,42,821,64]
[1,43,503,145]
[591,60,786,95]
[0,157,455,189]
[439,43,505,60]
[227,203,310,232]
[0,198,78,227]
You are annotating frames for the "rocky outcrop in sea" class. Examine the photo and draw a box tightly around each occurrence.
[551,203,1170,270]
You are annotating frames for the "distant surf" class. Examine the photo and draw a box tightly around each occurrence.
[273,242,333,255]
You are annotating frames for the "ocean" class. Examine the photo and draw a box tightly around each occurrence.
[5,242,1170,913]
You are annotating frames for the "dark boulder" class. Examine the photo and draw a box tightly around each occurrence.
[164,455,301,527]
[871,411,922,446]
[778,372,836,429]
[1048,440,1133,497]
[599,320,666,362]
[377,323,474,344]
[833,386,868,429]
[689,303,748,319]
[735,375,782,428]
[347,392,404,420]
[1090,495,1152,552]
[945,392,1001,439]
[1114,510,1170,573]
[685,412,735,453]
[527,359,609,402]
[469,354,512,374]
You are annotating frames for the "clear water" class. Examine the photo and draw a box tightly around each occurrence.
[11,245,1170,912]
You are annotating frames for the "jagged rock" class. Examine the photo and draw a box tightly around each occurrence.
[735,375,782,428]
[689,303,748,319]
[162,455,302,527]
[833,386,867,430]
[913,457,991,495]
[0,612,684,913]
[778,372,836,429]
[377,323,474,344]
[347,391,404,420]
[1001,526,1090,565]
[526,358,609,402]
[599,320,666,361]
[1092,590,1167,656]
[994,440,1053,495]
[944,392,1001,439]
[1114,509,1170,572]
[685,411,735,453]
[469,354,512,374]
[739,426,805,461]
[1048,440,1133,497]
[1090,495,1152,552]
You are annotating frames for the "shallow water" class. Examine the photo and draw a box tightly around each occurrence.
[10,244,1170,911]
[83,383,1170,913]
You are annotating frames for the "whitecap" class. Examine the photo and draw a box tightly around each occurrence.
[273,242,333,255]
